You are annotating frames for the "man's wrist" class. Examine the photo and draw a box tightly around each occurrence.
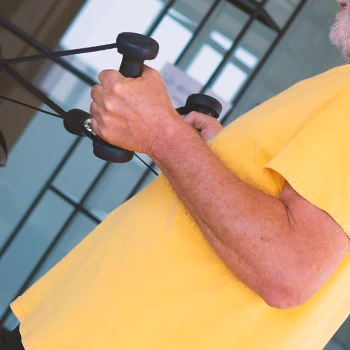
[147,114,202,164]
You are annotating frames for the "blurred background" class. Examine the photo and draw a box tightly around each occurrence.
[0,1,348,349]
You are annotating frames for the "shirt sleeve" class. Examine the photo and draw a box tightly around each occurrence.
[265,86,350,237]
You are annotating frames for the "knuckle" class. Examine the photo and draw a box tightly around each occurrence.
[183,113,192,123]
[112,83,121,95]
[188,111,199,118]
[185,111,201,123]
[103,96,115,113]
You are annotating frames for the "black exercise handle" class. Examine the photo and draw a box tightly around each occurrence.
[117,33,160,78]
[119,57,144,78]
[92,33,159,163]
[176,94,223,119]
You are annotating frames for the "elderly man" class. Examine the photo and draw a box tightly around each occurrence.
[2,1,350,349]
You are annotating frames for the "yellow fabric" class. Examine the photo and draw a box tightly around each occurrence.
[11,65,350,350]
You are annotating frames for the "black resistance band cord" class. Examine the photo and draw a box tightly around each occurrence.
[0,42,159,176]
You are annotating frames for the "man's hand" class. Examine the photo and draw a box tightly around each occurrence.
[183,112,223,142]
[90,66,182,154]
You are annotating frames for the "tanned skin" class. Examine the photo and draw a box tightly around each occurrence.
[90,0,350,308]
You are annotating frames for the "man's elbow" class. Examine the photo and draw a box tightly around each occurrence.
[262,278,316,310]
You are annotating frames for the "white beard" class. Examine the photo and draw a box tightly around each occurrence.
[329,7,350,61]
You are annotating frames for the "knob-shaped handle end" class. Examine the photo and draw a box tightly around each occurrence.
[64,109,90,136]
[116,32,159,61]
[186,94,223,119]
[93,138,134,163]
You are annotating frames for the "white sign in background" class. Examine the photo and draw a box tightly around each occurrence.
[160,63,232,122]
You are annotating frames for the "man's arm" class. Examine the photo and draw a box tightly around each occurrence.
[90,67,350,309]
[149,122,350,309]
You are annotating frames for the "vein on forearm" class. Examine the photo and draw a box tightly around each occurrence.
[151,122,293,297]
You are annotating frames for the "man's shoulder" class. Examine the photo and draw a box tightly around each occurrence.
[261,64,350,113]
[297,64,350,90]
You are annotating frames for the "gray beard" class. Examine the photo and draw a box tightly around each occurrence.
[329,9,350,61]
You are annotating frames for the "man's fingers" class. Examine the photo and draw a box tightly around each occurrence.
[90,101,100,119]
[90,102,107,130]
[90,84,104,104]
[183,112,223,141]
[142,65,161,79]
[183,112,211,131]
[98,69,123,87]
[90,117,102,137]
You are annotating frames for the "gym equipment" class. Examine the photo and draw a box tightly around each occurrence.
[0,32,222,165]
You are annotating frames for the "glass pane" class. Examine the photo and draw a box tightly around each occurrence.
[2,213,97,330]
[330,317,350,350]
[0,192,73,319]
[210,63,248,101]
[265,0,302,28]
[222,0,342,124]
[205,21,276,103]
[209,30,260,69]
[176,1,250,80]
[38,63,93,116]
[199,2,250,52]
[150,13,193,70]
[0,113,76,247]
[84,160,156,219]
[323,341,344,350]
[52,138,106,202]
[60,0,170,77]
[234,47,259,69]
[238,21,276,59]
[149,0,216,70]
[2,313,18,332]
[186,44,223,84]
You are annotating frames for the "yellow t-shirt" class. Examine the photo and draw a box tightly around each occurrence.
[11,65,350,350]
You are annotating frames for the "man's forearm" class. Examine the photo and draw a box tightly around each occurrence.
[149,118,296,306]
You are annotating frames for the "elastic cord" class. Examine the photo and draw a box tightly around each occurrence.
[0,43,118,66]
[1,64,67,117]
[0,43,159,175]
[0,95,62,118]
[0,128,7,167]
